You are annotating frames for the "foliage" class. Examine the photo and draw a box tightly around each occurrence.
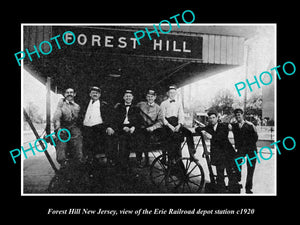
[208,89,235,115]
[244,92,262,117]
[207,89,262,118]
[24,101,44,123]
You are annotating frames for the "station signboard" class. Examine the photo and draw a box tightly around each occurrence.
[52,26,203,61]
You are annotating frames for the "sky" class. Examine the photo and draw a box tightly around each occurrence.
[180,25,275,111]
[23,69,62,120]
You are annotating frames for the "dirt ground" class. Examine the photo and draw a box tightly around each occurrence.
[22,135,275,195]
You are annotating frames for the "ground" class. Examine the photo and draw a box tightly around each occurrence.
[22,132,276,195]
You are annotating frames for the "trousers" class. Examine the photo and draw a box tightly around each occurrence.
[56,126,83,165]
[118,125,137,168]
[82,124,117,162]
[135,128,166,162]
[164,117,195,160]
[236,149,257,191]
[216,164,240,193]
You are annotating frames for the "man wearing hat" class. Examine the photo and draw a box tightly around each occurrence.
[230,108,258,194]
[136,89,164,167]
[53,87,84,168]
[113,89,142,172]
[160,85,196,162]
[81,86,117,169]
[195,110,240,193]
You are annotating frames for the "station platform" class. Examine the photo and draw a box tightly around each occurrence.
[22,138,275,195]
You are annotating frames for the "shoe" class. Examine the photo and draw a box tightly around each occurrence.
[246,189,253,194]
[120,165,131,174]
[169,165,185,180]
[59,160,68,170]
[107,159,116,167]
[228,183,242,193]
[136,160,143,168]
[190,154,199,162]
[143,159,150,168]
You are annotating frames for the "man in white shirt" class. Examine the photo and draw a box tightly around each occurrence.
[160,85,196,161]
[81,86,116,168]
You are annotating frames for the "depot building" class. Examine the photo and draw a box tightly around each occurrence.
[23,25,254,105]
[23,25,276,125]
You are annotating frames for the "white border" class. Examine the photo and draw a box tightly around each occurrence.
[21,23,277,196]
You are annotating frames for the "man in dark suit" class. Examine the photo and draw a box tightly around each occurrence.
[113,89,142,172]
[81,86,117,169]
[230,108,258,194]
[196,110,239,193]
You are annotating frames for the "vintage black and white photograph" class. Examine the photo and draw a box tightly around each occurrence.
[21,24,276,195]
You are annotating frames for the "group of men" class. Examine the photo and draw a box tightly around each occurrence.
[52,85,191,171]
[195,108,258,194]
[52,84,258,194]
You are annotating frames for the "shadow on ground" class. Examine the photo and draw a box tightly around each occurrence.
[47,159,181,194]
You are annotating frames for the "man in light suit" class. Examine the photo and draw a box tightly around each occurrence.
[136,89,164,167]
[53,87,84,168]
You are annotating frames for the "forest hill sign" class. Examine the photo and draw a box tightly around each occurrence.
[53,27,203,61]
[15,27,203,66]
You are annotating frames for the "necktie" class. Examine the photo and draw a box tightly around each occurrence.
[68,101,75,118]
[170,100,175,103]
[124,105,130,124]
[214,124,217,131]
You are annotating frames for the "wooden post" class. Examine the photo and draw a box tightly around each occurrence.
[181,86,185,110]
[46,77,51,135]
[23,109,58,173]
[244,45,250,112]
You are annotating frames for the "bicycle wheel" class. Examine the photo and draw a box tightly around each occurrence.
[168,157,205,193]
[149,154,169,188]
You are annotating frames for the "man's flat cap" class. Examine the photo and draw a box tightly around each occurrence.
[146,89,156,96]
[90,86,101,93]
[207,110,218,117]
[124,89,133,94]
[168,85,177,90]
[233,108,244,114]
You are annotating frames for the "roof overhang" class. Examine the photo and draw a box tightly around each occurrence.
[23,25,252,103]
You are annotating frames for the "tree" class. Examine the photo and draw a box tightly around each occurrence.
[245,93,262,117]
[24,101,44,123]
[208,89,235,115]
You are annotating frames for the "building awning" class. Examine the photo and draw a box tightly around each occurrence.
[23,25,248,104]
